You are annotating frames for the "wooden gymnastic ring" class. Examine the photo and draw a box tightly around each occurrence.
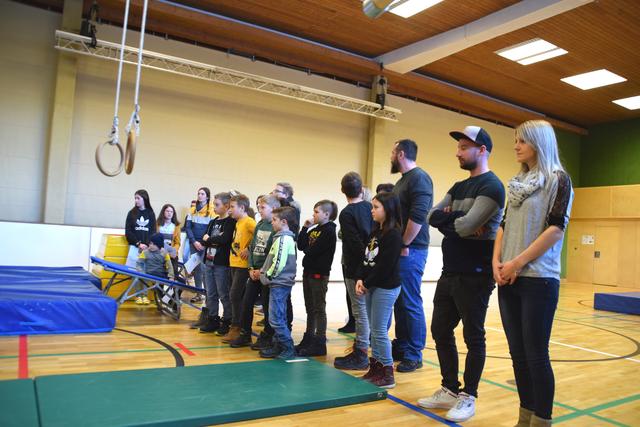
[125,129,137,175]
[95,140,124,177]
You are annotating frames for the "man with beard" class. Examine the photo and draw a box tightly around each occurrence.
[418,126,505,423]
[390,139,433,373]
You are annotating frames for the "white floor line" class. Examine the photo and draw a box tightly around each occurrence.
[485,326,640,363]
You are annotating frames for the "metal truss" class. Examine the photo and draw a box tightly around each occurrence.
[54,30,401,121]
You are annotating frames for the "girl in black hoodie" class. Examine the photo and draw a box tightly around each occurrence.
[125,189,156,304]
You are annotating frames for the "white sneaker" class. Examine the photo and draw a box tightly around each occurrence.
[417,387,458,409]
[445,392,476,422]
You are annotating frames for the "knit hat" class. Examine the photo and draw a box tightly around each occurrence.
[149,233,165,250]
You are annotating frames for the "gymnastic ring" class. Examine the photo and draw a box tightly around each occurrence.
[95,140,124,177]
[124,129,137,175]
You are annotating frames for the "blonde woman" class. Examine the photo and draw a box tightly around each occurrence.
[492,120,573,427]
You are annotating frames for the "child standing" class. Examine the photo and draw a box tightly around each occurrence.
[335,172,373,370]
[136,233,175,303]
[196,192,236,333]
[184,187,215,303]
[230,195,281,348]
[259,206,298,360]
[125,189,156,304]
[296,200,338,356]
[224,194,256,343]
[355,191,403,389]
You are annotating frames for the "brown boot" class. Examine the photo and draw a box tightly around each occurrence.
[221,326,241,343]
[514,407,533,427]
[530,415,552,427]
[362,358,382,380]
[369,364,395,389]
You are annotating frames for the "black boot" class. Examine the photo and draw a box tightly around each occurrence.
[294,332,314,353]
[259,340,280,358]
[334,346,368,370]
[230,330,253,348]
[251,332,272,351]
[199,315,220,333]
[277,339,296,360]
[190,307,209,329]
[338,318,355,333]
[298,335,327,357]
[215,318,231,336]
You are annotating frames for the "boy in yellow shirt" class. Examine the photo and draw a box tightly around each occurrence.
[222,194,256,342]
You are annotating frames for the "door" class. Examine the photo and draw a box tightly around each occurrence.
[593,226,620,286]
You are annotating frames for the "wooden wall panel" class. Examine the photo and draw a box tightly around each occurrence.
[571,187,611,219]
[611,185,640,218]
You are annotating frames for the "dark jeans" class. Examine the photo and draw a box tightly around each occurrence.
[303,273,329,336]
[499,277,559,420]
[262,284,293,336]
[240,278,262,333]
[230,267,249,326]
[431,273,494,397]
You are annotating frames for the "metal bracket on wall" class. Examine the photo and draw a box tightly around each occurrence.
[54,30,401,121]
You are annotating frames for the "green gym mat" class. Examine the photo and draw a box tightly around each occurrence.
[35,359,386,426]
[0,379,40,427]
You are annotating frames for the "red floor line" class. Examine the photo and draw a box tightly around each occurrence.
[175,342,196,356]
[18,335,28,379]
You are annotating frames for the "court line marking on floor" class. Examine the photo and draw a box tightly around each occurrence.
[175,342,196,356]
[553,393,640,425]
[387,394,461,426]
[18,335,28,379]
[421,359,626,426]
[485,326,640,363]
[0,344,231,360]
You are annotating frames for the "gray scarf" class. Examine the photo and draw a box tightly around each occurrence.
[508,170,542,207]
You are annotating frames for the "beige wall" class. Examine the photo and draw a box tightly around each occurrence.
[1,2,522,232]
[567,185,640,288]
[0,2,60,222]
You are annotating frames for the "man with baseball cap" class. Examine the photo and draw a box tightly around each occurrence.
[417,126,505,422]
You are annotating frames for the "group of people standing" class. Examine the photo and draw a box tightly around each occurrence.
[123,119,572,427]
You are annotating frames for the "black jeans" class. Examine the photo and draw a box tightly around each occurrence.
[302,273,329,336]
[499,276,559,420]
[230,267,249,326]
[262,284,293,336]
[431,273,494,397]
[240,278,262,333]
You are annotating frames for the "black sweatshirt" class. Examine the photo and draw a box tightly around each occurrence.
[393,167,433,249]
[298,221,337,276]
[357,227,402,289]
[203,216,236,266]
[339,201,373,279]
[125,207,156,247]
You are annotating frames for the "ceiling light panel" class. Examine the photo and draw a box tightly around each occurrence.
[561,69,627,90]
[612,95,640,110]
[389,0,444,18]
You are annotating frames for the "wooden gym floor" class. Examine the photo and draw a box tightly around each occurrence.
[1,281,639,426]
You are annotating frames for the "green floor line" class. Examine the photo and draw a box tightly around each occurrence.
[0,344,231,360]
[421,359,628,426]
[553,394,640,425]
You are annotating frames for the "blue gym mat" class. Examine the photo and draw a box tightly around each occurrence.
[594,292,640,315]
[0,265,117,336]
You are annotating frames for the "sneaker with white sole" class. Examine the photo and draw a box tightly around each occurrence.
[135,296,144,305]
[417,386,458,409]
[445,392,476,422]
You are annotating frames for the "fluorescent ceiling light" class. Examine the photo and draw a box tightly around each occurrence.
[612,95,640,110]
[517,48,568,65]
[389,0,444,18]
[496,38,568,65]
[561,69,627,90]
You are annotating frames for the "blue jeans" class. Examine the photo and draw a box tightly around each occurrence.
[268,285,294,345]
[394,247,428,362]
[366,286,401,366]
[345,278,369,351]
[499,277,559,420]
[202,263,231,319]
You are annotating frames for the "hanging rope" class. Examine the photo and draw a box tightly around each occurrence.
[124,0,149,175]
[95,0,131,177]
